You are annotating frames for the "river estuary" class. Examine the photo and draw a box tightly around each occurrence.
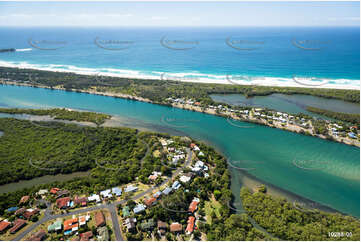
[0,84,359,217]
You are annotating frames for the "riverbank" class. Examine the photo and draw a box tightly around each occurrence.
[0,108,356,218]
[1,80,359,147]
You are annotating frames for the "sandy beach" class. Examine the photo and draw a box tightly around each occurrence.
[0,62,360,90]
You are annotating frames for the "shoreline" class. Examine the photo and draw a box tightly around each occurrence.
[0,94,358,218]
[0,62,360,90]
[1,80,359,147]
[238,170,345,216]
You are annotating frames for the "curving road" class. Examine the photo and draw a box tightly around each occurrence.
[13,148,192,241]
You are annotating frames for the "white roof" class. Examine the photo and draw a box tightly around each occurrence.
[179,175,191,183]
[88,194,100,201]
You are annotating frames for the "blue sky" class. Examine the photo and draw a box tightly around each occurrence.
[0,1,359,27]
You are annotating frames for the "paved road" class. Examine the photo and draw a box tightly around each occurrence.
[13,148,192,241]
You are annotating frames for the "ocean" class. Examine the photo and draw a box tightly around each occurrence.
[0,26,359,89]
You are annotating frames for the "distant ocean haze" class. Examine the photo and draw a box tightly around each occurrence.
[0,26,359,89]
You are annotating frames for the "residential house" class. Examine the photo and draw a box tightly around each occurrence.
[0,220,11,233]
[9,219,27,234]
[348,132,357,139]
[88,194,101,203]
[124,185,138,193]
[47,219,62,233]
[179,175,191,183]
[19,196,30,204]
[172,181,181,190]
[188,198,200,213]
[79,231,93,241]
[144,197,157,207]
[140,219,155,231]
[63,217,78,235]
[153,191,162,199]
[133,204,146,214]
[111,187,122,197]
[36,189,48,196]
[124,218,136,232]
[56,190,69,199]
[157,220,167,235]
[170,223,182,233]
[14,207,26,216]
[95,211,105,227]
[28,230,46,241]
[97,226,109,241]
[100,189,112,199]
[78,214,90,227]
[7,207,18,213]
[74,196,88,207]
[162,187,172,195]
[23,208,39,220]
[50,188,60,194]
[185,216,195,234]
[56,197,71,209]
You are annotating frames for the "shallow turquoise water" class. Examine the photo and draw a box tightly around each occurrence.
[0,85,359,217]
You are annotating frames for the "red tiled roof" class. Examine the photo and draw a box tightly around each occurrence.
[19,196,30,204]
[56,197,70,209]
[144,197,157,207]
[23,209,39,220]
[79,231,93,241]
[9,219,27,234]
[190,143,196,148]
[188,200,199,213]
[15,207,26,216]
[95,211,105,227]
[170,223,182,232]
[50,188,60,194]
[186,216,195,233]
[64,218,78,231]
[0,221,11,232]
[74,196,87,205]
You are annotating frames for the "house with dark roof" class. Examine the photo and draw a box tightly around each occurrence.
[14,207,26,216]
[28,230,46,241]
[140,219,155,231]
[95,211,105,227]
[124,218,136,232]
[9,219,27,234]
[157,220,167,235]
[74,196,88,207]
[56,190,70,199]
[23,208,39,220]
